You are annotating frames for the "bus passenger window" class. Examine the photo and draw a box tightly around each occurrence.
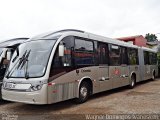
[149,52,157,65]
[109,45,121,66]
[53,36,74,67]
[129,49,139,65]
[121,47,128,65]
[98,42,108,65]
[144,51,149,65]
[153,53,157,65]
[75,39,93,51]
[61,37,74,67]
[49,36,74,79]
[74,39,94,66]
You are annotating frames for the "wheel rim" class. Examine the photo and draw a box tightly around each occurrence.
[80,87,88,98]
[152,73,155,79]
[131,77,135,87]
[131,80,134,86]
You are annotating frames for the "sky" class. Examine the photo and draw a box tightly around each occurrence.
[0,0,160,42]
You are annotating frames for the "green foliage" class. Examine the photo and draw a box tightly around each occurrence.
[157,53,160,76]
[157,52,160,66]
[145,33,158,42]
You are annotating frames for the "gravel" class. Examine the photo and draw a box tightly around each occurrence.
[1,79,160,120]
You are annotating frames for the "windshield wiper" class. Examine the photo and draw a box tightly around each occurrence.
[6,50,27,78]
[19,50,31,79]
[17,50,27,69]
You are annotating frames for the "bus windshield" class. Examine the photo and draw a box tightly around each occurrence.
[6,40,56,78]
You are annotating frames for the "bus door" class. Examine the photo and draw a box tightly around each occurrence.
[120,65,129,86]
[128,48,140,81]
[145,65,150,79]
[120,47,129,86]
[144,51,151,80]
[109,45,121,88]
[98,43,111,92]
[110,66,121,88]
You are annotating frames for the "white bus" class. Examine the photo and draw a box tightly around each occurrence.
[0,38,28,98]
[2,29,158,104]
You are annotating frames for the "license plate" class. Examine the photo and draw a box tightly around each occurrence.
[5,83,31,90]
[5,83,16,89]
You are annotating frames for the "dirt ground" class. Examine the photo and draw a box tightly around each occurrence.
[1,79,160,120]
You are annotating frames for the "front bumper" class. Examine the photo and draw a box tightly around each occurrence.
[2,84,48,104]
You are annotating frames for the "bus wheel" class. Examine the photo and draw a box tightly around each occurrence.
[129,75,136,89]
[76,81,90,103]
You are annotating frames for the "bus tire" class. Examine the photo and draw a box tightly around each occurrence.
[76,81,90,103]
[129,75,136,89]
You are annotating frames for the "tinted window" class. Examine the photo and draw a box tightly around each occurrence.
[98,42,109,65]
[109,45,121,66]
[121,47,128,65]
[52,36,74,68]
[144,51,149,65]
[62,36,74,67]
[74,38,94,66]
[75,39,93,51]
[49,36,74,79]
[129,49,139,65]
[152,53,157,65]
[149,52,157,65]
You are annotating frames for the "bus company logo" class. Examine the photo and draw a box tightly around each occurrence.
[81,69,91,73]
[113,69,120,75]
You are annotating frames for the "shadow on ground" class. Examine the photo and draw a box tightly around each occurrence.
[0,99,12,105]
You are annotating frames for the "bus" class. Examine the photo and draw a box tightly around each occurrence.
[0,38,28,98]
[2,29,158,104]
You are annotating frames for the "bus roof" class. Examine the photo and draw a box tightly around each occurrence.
[28,29,157,52]
[86,32,139,49]
[0,38,29,48]
[141,46,157,53]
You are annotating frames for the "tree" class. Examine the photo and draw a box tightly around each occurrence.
[145,33,158,42]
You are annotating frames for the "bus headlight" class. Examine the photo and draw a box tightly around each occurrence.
[30,84,42,91]
[36,85,41,90]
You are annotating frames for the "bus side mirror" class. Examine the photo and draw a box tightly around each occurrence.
[7,50,12,60]
[59,42,64,57]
